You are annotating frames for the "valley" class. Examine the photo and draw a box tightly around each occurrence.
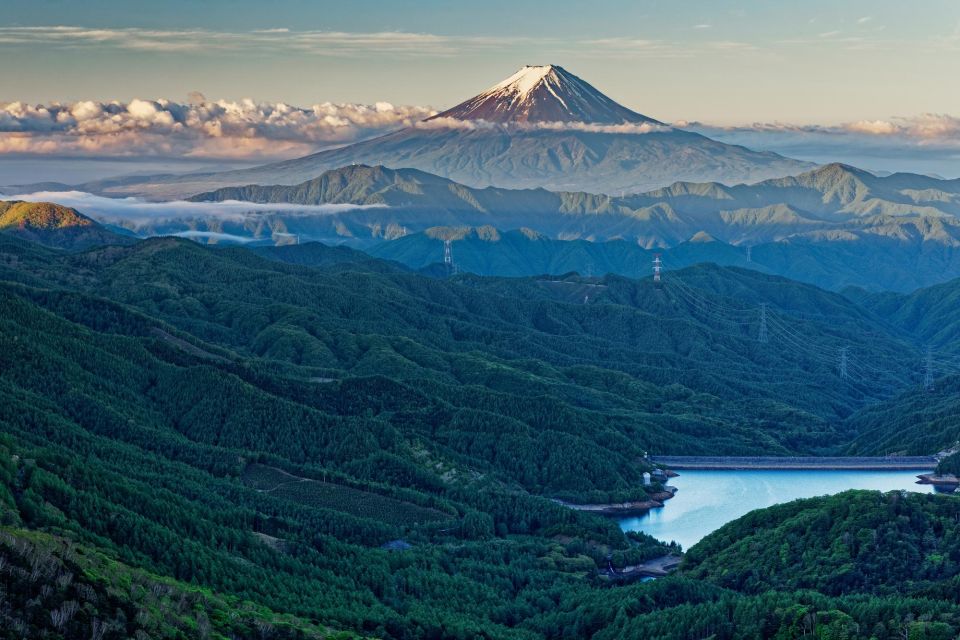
[3,210,960,636]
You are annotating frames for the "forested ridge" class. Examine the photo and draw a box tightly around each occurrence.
[3,228,960,638]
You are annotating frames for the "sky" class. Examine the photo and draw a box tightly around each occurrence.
[2,0,960,181]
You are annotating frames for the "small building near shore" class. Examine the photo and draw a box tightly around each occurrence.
[381,539,413,552]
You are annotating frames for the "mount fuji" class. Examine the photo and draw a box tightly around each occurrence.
[426,64,664,125]
[72,65,812,199]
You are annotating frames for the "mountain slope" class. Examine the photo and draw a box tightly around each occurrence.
[854,276,960,350]
[427,64,663,125]
[177,163,960,291]
[684,490,960,596]
[366,226,752,278]
[0,233,924,458]
[190,163,960,245]
[72,65,811,199]
[5,232,960,638]
[0,200,131,250]
[635,162,960,219]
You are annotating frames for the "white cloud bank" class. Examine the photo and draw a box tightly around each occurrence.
[3,92,960,178]
[685,114,960,177]
[415,118,670,134]
[0,98,436,161]
[0,189,384,229]
[687,113,960,142]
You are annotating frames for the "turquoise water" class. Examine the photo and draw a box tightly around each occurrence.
[619,469,935,551]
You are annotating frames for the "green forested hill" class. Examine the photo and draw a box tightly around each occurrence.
[0,200,132,251]
[0,246,665,638]
[684,490,960,597]
[371,224,960,293]
[856,276,960,353]
[844,377,960,455]
[3,230,960,638]
[838,276,960,454]
[585,490,960,639]
[3,234,923,458]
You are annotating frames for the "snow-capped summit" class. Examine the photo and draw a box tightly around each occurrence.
[428,64,663,125]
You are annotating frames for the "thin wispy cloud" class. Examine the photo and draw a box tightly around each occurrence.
[559,37,693,58]
[857,17,872,24]
[707,41,758,52]
[0,25,770,61]
[0,25,513,56]
[0,25,540,56]
[416,118,669,134]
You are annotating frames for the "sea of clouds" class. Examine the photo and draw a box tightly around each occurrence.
[0,97,435,161]
[0,189,384,229]
[685,114,960,177]
[3,96,960,179]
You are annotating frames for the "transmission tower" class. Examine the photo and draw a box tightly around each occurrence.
[653,254,663,283]
[924,346,934,391]
[443,239,454,275]
[838,347,849,380]
[758,303,768,344]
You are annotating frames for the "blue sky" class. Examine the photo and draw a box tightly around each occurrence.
[3,0,959,122]
[2,0,960,181]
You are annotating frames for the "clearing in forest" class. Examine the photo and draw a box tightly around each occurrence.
[242,463,453,527]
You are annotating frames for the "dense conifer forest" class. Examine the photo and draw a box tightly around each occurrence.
[3,226,960,638]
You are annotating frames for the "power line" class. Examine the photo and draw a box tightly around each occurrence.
[652,267,960,396]
[759,303,768,344]
[667,283,756,327]
[668,276,757,319]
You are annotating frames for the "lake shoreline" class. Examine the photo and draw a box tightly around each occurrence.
[651,456,938,471]
[618,469,938,551]
[556,490,676,516]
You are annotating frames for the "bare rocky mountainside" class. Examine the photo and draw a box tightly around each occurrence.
[49,65,811,199]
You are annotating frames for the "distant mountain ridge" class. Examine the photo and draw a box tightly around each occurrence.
[52,65,812,199]
[179,162,960,291]
[637,162,960,219]
[16,161,960,290]
[365,224,960,292]
[190,163,960,246]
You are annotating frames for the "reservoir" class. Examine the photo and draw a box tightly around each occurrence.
[619,469,935,551]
